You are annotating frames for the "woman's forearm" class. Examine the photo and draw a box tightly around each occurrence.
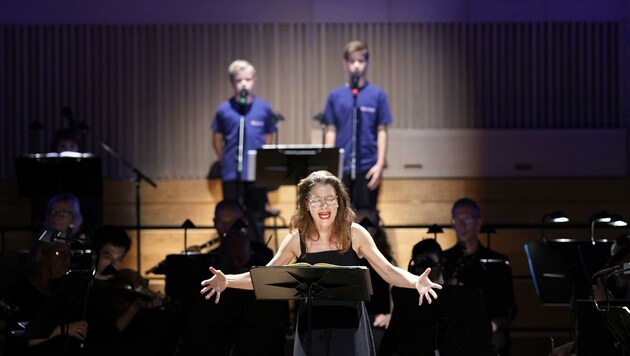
[226,272,254,290]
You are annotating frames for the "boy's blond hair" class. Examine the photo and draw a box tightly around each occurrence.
[343,40,369,61]
[228,59,256,80]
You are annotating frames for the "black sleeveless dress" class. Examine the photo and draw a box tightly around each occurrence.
[293,239,376,356]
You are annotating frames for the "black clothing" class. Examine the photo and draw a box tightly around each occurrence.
[343,173,379,210]
[360,254,391,353]
[294,240,376,356]
[443,241,517,355]
[5,274,86,356]
[85,278,182,356]
[222,181,268,244]
[176,234,287,356]
[381,285,492,356]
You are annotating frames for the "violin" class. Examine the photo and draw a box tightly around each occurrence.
[91,268,166,313]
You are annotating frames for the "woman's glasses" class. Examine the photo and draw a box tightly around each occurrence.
[49,210,73,218]
[308,195,338,208]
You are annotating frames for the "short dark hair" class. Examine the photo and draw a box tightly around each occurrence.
[451,197,481,218]
[412,238,443,261]
[409,238,444,273]
[215,199,244,217]
[93,225,131,253]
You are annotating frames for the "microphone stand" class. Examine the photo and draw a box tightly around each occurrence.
[236,88,248,207]
[312,112,326,147]
[272,112,284,146]
[349,72,360,204]
[100,141,157,273]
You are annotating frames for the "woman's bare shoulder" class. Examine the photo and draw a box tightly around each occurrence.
[351,222,369,236]
[350,223,371,244]
[281,229,301,249]
[269,230,302,266]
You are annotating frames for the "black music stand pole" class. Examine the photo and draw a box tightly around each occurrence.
[250,265,372,356]
[100,142,157,272]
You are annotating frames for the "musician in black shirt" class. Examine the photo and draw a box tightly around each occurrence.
[443,198,517,356]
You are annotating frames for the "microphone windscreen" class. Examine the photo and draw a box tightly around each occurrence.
[350,72,360,89]
[239,88,248,104]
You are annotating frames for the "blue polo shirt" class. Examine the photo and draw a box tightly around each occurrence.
[323,83,393,174]
[212,97,277,181]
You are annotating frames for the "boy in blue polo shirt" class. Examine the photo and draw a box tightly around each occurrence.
[324,40,393,210]
[212,59,277,243]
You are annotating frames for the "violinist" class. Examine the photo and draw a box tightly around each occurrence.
[91,225,163,327]
[87,225,178,356]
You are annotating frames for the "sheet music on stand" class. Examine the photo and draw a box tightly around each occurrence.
[247,144,343,187]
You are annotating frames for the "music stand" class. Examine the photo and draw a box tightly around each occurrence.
[524,239,612,306]
[247,144,343,187]
[14,154,104,226]
[162,253,219,304]
[15,154,103,197]
[250,265,372,356]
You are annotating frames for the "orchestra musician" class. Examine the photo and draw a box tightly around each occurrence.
[86,225,179,356]
[44,193,88,241]
[175,201,287,355]
[443,198,517,356]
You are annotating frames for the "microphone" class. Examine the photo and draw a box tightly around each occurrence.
[272,112,284,124]
[312,112,325,125]
[350,72,360,96]
[239,87,248,105]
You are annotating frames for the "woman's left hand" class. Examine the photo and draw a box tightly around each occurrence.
[372,313,391,328]
[200,267,228,303]
[415,268,442,305]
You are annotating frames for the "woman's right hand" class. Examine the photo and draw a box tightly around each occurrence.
[66,321,89,341]
[200,267,228,303]
[51,321,88,341]
[30,320,89,347]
